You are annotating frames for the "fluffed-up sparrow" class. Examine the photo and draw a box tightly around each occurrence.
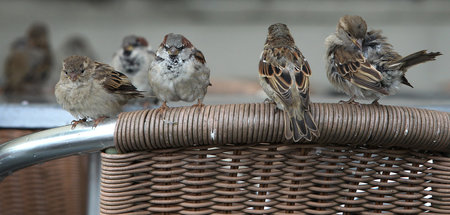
[325,15,442,105]
[259,23,319,142]
[149,33,211,110]
[55,55,143,128]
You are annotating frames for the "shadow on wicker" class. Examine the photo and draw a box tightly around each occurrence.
[101,103,450,214]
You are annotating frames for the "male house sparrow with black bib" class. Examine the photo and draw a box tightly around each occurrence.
[55,55,143,128]
[149,33,211,110]
[259,23,319,142]
[325,15,441,105]
[111,35,158,104]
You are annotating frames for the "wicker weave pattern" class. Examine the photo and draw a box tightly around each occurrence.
[100,143,450,214]
[115,103,450,153]
[104,103,450,214]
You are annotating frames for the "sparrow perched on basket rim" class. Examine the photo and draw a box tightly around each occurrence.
[259,23,319,142]
[55,55,143,128]
[325,15,442,105]
[111,35,158,106]
[149,33,211,112]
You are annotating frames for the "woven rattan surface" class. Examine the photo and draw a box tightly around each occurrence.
[101,143,450,214]
[102,103,450,214]
[114,103,449,152]
[0,129,88,215]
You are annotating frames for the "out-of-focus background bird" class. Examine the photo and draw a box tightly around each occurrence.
[111,35,158,106]
[3,22,53,102]
[0,1,449,107]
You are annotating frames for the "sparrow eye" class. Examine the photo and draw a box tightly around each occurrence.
[65,71,68,75]
[347,32,351,37]
[81,69,85,74]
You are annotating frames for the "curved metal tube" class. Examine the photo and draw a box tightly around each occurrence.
[0,120,116,179]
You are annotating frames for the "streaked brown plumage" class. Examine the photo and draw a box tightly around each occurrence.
[55,55,142,128]
[259,23,318,142]
[326,15,442,104]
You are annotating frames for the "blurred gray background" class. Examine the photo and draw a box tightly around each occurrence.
[0,0,449,106]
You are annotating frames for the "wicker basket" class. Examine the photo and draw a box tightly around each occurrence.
[100,103,450,214]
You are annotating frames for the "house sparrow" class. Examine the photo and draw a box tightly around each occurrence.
[149,33,211,110]
[3,22,53,100]
[51,35,98,95]
[111,35,158,105]
[325,15,442,105]
[259,23,318,142]
[55,55,143,128]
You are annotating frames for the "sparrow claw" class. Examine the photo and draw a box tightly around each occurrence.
[263,98,280,112]
[71,118,87,129]
[93,116,108,128]
[191,99,205,109]
[339,96,361,106]
[371,99,381,106]
[263,98,276,105]
[156,101,169,120]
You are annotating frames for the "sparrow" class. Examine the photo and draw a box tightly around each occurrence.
[3,22,53,100]
[51,35,98,93]
[55,55,143,128]
[111,35,158,105]
[325,15,442,105]
[149,33,211,110]
[259,23,318,142]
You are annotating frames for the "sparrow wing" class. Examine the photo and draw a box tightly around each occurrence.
[93,62,143,97]
[259,46,318,141]
[259,46,309,106]
[291,47,311,106]
[334,47,388,95]
[191,49,206,64]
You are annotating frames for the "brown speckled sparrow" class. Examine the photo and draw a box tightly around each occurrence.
[111,35,158,105]
[55,55,143,128]
[325,15,442,105]
[149,33,211,110]
[259,23,318,142]
[4,22,53,99]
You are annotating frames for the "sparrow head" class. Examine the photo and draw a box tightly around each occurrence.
[27,22,49,48]
[121,35,148,56]
[62,55,94,82]
[161,33,193,58]
[337,15,367,50]
[265,23,295,47]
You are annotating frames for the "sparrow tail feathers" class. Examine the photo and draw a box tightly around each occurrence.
[389,50,442,71]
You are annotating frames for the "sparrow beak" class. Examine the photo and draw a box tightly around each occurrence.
[124,45,133,56]
[168,47,179,56]
[67,73,78,81]
[125,45,133,52]
[352,38,363,50]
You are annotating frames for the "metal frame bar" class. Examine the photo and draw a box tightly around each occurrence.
[0,120,115,179]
